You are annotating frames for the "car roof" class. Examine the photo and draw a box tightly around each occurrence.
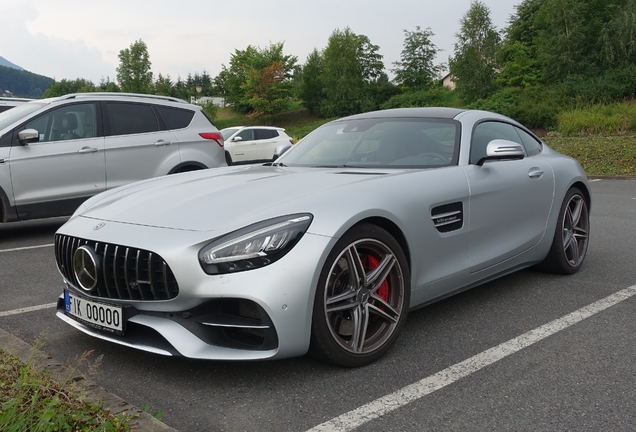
[342,107,467,121]
[47,92,191,107]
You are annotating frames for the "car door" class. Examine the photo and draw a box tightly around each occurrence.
[253,129,279,160]
[103,102,180,189]
[9,102,105,218]
[229,128,256,162]
[462,121,554,273]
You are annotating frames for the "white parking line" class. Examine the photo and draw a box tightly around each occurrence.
[0,244,54,253]
[0,303,57,317]
[308,284,636,432]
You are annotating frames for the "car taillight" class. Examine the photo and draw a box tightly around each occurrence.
[199,132,224,147]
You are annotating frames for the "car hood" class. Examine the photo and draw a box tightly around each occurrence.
[76,165,401,232]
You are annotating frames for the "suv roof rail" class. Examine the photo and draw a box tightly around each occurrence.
[0,96,34,102]
[57,93,188,104]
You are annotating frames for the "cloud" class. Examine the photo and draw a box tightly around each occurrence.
[0,1,116,82]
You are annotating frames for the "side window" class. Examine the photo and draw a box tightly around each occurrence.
[515,127,542,157]
[106,103,159,136]
[255,129,278,140]
[156,106,194,130]
[470,121,522,164]
[24,103,95,142]
[237,129,254,141]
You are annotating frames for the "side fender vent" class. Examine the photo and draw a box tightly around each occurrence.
[431,202,463,233]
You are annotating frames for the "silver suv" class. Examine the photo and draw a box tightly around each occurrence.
[0,93,225,223]
[0,97,32,113]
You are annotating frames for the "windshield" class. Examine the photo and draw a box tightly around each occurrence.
[279,117,460,168]
[221,127,240,141]
[0,102,46,131]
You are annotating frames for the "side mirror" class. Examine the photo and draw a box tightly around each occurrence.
[476,139,525,166]
[273,142,292,160]
[18,129,40,145]
[232,136,243,142]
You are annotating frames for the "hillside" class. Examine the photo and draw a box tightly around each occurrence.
[0,62,54,98]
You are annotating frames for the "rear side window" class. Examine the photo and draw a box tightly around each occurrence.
[105,103,159,136]
[156,106,194,130]
[255,129,279,140]
[0,106,12,113]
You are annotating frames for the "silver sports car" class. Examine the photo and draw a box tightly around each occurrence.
[54,108,590,367]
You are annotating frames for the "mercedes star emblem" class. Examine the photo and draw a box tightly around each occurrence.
[73,245,100,292]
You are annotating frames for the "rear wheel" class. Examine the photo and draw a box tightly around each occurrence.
[309,224,410,367]
[537,187,589,274]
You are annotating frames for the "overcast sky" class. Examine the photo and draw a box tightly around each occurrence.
[1,0,518,84]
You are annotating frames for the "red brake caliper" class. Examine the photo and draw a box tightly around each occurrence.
[364,255,389,303]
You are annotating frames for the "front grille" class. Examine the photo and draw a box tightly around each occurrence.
[55,234,179,301]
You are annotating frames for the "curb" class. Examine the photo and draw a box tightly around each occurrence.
[0,327,177,432]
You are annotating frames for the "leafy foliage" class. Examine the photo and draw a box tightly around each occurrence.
[391,27,443,90]
[299,49,324,114]
[381,86,458,109]
[42,77,120,98]
[116,39,153,94]
[311,27,387,117]
[448,1,501,103]
[224,42,297,119]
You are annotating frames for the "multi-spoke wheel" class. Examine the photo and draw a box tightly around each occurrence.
[538,187,590,274]
[309,224,410,367]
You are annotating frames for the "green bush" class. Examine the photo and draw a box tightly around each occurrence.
[380,87,458,109]
[468,86,564,129]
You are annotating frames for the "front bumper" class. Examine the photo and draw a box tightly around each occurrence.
[55,216,336,360]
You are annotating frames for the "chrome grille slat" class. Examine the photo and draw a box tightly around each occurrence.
[125,247,135,300]
[54,234,179,301]
[148,252,157,299]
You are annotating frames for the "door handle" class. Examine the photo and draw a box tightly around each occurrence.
[154,140,171,146]
[528,168,544,179]
[78,146,98,154]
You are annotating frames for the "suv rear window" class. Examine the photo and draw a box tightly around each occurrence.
[255,129,279,140]
[156,106,194,130]
[105,103,159,136]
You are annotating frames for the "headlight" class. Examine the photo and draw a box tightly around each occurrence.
[199,214,313,275]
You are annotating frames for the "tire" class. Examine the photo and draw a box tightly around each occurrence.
[309,224,410,367]
[225,152,233,166]
[537,187,590,274]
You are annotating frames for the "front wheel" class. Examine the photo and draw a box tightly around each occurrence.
[309,224,410,367]
[537,187,590,274]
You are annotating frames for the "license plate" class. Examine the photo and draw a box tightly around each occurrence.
[64,290,124,334]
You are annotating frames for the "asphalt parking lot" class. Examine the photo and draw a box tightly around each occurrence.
[1,179,635,431]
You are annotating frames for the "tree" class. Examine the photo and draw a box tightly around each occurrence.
[116,39,153,94]
[320,27,385,117]
[154,73,173,96]
[43,78,95,97]
[299,49,324,114]
[600,0,636,67]
[392,27,443,89]
[448,1,501,103]
[224,42,297,116]
[498,0,542,88]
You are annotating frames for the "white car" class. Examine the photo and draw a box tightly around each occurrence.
[221,126,293,165]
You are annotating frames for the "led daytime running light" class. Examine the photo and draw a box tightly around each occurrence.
[202,216,310,264]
